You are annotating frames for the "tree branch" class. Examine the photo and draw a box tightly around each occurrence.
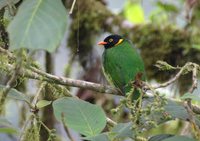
[61,113,75,141]
[1,47,200,117]
[184,63,200,137]
[28,66,122,96]
[69,0,77,14]
[0,47,121,96]
[0,50,23,114]
[153,62,195,89]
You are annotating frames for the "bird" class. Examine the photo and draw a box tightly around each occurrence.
[98,34,146,100]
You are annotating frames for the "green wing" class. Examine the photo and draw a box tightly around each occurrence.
[102,40,145,99]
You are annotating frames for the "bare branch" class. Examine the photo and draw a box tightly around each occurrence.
[0,46,14,59]
[3,61,121,96]
[69,0,77,14]
[0,50,23,114]
[61,113,75,141]
[189,64,198,93]
[183,63,200,137]
[27,66,122,96]
[153,62,194,89]
[106,117,117,127]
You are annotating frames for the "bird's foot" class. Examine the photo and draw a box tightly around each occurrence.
[132,72,145,89]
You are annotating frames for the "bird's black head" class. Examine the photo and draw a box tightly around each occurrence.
[98,34,124,49]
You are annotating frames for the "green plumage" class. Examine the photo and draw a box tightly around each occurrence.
[102,38,145,100]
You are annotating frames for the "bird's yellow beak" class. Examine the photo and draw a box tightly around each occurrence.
[98,41,107,45]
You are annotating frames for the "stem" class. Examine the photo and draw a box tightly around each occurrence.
[153,62,191,89]
[61,113,75,141]
[69,0,77,14]
[106,117,117,127]
[0,50,22,114]
[19,114,34,141]
[40,121,51,133]
[184,64,200,138]
[31,82,47,110]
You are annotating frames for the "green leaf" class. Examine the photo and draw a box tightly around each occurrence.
[149,8,168,24]
[0,127,18,134]
[111,122,134,139]
[162,136,196,141]
[181,93,200,101]
[156,2,178,13]
[53,97,106,137]
[83,133,110,141]
[164,100,189,120]
[7,0,67,52]
[149,134,174,141]
[36,100,52,109]
[164,100,200,127]
[143,97,200,127]
[192,44,200,50]
[0,117,18,134]
[123,0,145,24]
[0,85,30,103]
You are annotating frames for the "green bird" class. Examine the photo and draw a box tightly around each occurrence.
[98,34,145,100]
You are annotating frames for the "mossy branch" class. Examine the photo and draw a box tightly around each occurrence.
[0,47,200,116]
[152,61,199,89]
[0,50,23,114]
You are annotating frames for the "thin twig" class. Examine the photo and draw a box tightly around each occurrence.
[40,120,52,133]
[106,117,117,127]
[19,114,34,141]
[192,105,200,114]
[31,82,47,112]
[69,0,77,14]
[187,64,198,108]
[152,62,191,89]
[183,63,200,138]
[0,47,14,59]
[185,63,199,110]
[61,113,75,141]
[0,50,22,114]
[188,64,198,94]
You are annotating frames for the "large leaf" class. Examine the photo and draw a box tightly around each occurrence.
[0,117,18,134]
[53,97,106,137]
[143,97,200,128]
[123,0,145,24]
[83,133,110,141]
[162,136,196,141]
[163,100,200,127]
[181,93,200,102]
[36,100,52,109]
[0,85,30,103]
[111,122,134,139]
[7,0,67,52]
[149,134,174,141]
[164,100,189,120]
